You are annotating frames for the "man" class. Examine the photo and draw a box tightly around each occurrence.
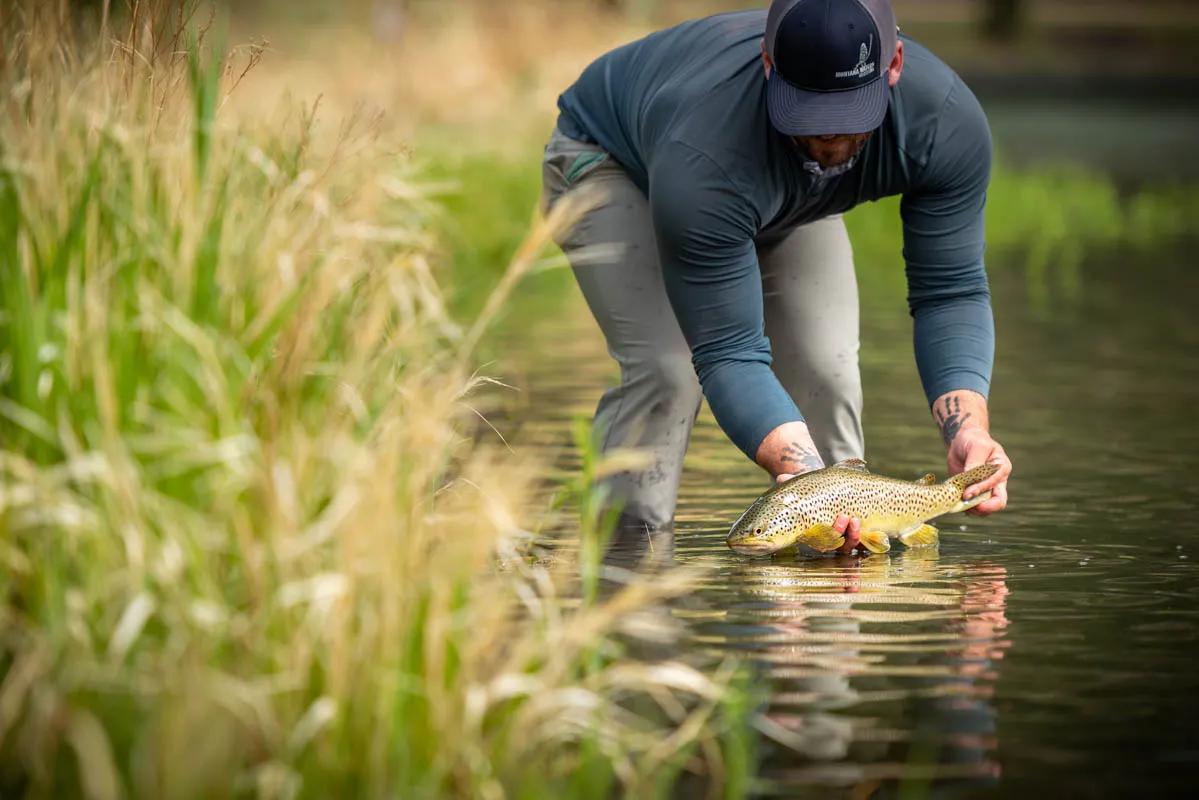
[541,0,1012,552]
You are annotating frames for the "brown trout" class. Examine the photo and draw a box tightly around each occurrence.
[727,459,999,556]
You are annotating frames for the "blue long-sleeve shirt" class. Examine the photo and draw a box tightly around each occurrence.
[556,11,995,460]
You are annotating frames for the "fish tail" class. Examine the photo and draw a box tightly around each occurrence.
[945,463,999,513]
[947,463,999,494]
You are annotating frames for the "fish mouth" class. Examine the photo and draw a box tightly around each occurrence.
[726,537,789,556]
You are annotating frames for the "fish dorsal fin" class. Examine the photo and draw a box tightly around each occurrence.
[832,458,869,472]
[917,473,937,485]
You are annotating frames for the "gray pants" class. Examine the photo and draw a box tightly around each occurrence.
[542,127,864,528]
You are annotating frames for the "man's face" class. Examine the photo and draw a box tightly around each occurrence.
[792,132,873,169]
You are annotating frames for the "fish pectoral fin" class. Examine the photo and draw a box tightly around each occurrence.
[859,530,891,554]
[832,458,869,472]
[801,524,846,552]
[899,524,940,548]
[917,473,937,485]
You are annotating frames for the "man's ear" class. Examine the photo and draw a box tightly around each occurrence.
[886,39,904,87]
[761,39,773,78]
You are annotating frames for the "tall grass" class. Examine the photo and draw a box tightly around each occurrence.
[0,4,750,797]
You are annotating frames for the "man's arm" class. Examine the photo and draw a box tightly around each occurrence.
[648,144,873,550]
[649,142,807,466]
[648,144,867,547]
[760,422,864,550]
[904,81,1012,515]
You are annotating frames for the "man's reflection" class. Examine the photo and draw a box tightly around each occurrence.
[603,511,676,571]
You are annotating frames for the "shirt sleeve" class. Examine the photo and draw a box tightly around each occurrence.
[900,80,996,406]
[648,142,803,461]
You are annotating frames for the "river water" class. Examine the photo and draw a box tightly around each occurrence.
[499,208,1199,795]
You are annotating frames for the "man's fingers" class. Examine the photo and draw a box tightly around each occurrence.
[964,472,1002,498]
[967,481,1008,516]
[835,515,861,553]
[776,473,797,484]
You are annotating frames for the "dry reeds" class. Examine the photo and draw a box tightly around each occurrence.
[0,3,751,797]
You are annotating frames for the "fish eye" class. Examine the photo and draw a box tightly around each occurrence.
[754,527,762,534]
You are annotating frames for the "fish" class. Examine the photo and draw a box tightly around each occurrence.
[726,459,1000,556]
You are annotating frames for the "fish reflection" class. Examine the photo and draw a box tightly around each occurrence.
[599,519,1011,789]
[712,551,1010,791]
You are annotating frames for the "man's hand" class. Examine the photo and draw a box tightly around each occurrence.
[933,390,1011,516]
[760,421,863,553]
[948,428,1011,515]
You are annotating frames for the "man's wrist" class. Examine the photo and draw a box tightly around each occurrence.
[755,420,824,476]
[931,389,990,447]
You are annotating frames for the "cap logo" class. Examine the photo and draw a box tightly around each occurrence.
[834,33,875,79]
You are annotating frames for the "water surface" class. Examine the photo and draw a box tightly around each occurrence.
[501,229,1199,796]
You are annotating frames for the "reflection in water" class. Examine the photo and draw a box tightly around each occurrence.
[604,520,1011,792]
[604,512,676,570]
[700,552,1009,793]
[505,245,1199,794]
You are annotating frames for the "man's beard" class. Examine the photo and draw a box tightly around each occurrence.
[793,132,872,170]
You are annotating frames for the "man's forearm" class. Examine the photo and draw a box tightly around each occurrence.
[755,420,824,477]
[931,389,989,446]
[912,295,994,410]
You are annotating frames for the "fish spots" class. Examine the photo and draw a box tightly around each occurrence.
[728,465,981,554]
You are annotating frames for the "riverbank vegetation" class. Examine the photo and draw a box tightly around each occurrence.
[0,4,750,796]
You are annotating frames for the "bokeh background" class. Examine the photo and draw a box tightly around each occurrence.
[218,0,1199,318]
[226,0,1199,167]
[2,1,1196,796]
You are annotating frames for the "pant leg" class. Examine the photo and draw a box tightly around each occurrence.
[542,127,702,528]
[758,215,865,464]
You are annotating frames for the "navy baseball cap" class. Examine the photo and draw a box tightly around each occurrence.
[765,0,898,136]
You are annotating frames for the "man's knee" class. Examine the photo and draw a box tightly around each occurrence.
[787,347,861,404]
[632,352,702,412]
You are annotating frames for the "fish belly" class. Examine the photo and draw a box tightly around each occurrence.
[858,512,922,538]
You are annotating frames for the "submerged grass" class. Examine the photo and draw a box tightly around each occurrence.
[0,4,751,797]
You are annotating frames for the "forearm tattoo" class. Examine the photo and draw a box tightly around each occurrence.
[779,441,824,473]
[934,394,973,447]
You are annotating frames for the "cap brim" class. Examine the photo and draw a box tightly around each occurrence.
[766,70,890,136]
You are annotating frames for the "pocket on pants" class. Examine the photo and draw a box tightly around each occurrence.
[542,129,611,214]
[563,150,609,185]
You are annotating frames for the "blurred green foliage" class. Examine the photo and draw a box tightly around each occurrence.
[424,147,555,320]
[424,143,1199,324]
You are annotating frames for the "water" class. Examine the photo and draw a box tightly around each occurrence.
[500,240,1199,795]
[982,98,1199,183]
